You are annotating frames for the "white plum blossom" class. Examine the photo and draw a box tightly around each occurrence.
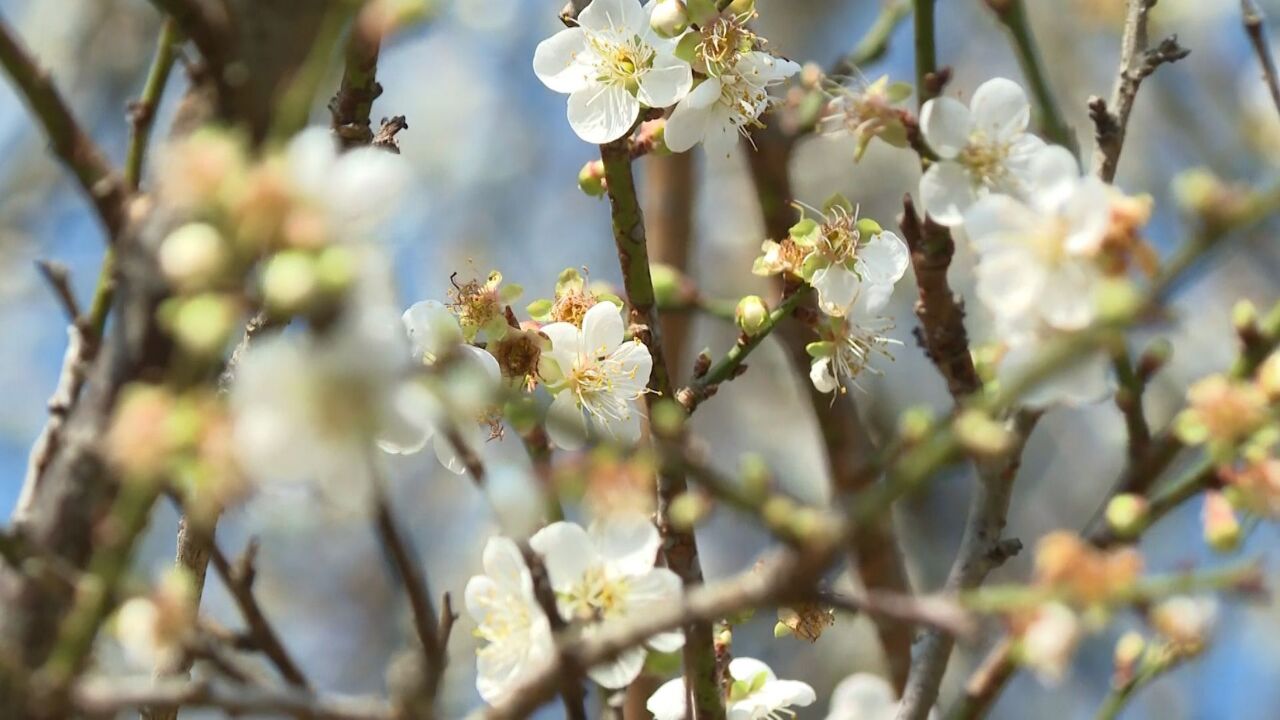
[284,127,411,241]
[1020,602,1081,685]
[231,305,432,493]
[825,673,934,720]
[538,300,653,450]
[788,200,910,317]
[808,300,901,396]
[664,50,801,157]
[918,78,1048,226]
[379,300,504,474]
[647,657,816,720]
[465,536,555,704]
[529,518,684,688]
[533,0,692,144]
[962,146,1115,407]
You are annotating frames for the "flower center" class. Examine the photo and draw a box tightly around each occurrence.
[960,132,1012,187]
[815,208,861,265]
[474,589,532,661]
[564,566,628,621]
[591,34,654,92]
[565,351,639,423]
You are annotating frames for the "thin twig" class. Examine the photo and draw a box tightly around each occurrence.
[126,18,182,190]
[519,544,588,720]
[1090,0,1190,182]
[830,0,913,78]
[74,676,394,720]
[1243,0,1280,119]
[985,0,1074,150]
[208,541,310,689]
[0,14,130,236]
[34,260,82,325]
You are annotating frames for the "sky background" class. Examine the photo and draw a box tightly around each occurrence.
[1,0,1280,718]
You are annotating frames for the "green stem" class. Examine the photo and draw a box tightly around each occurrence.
[125,19,181,190]
[270,4,358,144]
[598,137,725,720]
[913,0,938,107]
[991,0,1074,151]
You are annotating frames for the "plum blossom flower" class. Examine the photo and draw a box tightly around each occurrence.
[918,78,1047,226]
[538,301,653,450]
[807,300,901,395]
[231,305,432,492]
[533,0,692,144]
[962,146,1116,407]
[529,518,684,688]
[647,656,816,720]
[787,198,910,316]
[664,50,801,157]
[824,673,933,720]
[465,536,554,704]
[821,75,913,162]
[282,127,412,242]
[379,300,504,475]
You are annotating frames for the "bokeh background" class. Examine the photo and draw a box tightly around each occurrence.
[1,0,1279,718]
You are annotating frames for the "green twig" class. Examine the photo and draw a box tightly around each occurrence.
[913,0,938,107]
[126,19,182,190]
[987,0,1075,151]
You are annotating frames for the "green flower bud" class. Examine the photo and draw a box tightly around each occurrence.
[650,263,685,308]
[169,294,237,357]
[159,222,229,291]
[262,250,319,316]
[669,492,711,531]
[650,0,689,38]
[953,409,1012,457]
[650,398,687,439]
[1105,494,1149,539]
[315,245,356,297]
[578,160,606,197]
[735,295,770,337]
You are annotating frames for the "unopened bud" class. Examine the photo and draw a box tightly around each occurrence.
[1105,494,1149,539]
[1137,338,1172,383]
[1172,168,1222,216]
[650,263,685,308]
[650,398,687,439]
[262,250,319,316]
[169,294,237,357]
[735,295,770,337]
[1257,352,1280,401]
[1095,278,1141,324]
[650,0,689,37]
[669,492,711,531]
[578,160,606,197]
[953,409,1012,457]
[1203,490,1241,552]
[898,405,936,443]
[740,454,771,502]
[159,223,229,291]
[761,495,797,531]
[1113,631,1146,678]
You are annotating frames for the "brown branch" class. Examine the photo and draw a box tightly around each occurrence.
[208,541,310,689]
[0,14,130,237]
[1090,0,1190,182]
[144,515,214,720]
[372,115,409,154]
[34,260,83,326]
[519,544,587,720]
[1243,0,1280,119]
[898,196,982,399]
[330,15,383,148]
[74,677,394,720]
[371,493,447,701]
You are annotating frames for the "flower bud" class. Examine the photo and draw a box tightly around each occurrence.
[159,223,229,291]
[1114,631,1146,668]
[169,294,238,357]
[735,295,770,337]
[650,398,687,438]
[1257,352,1280,402]
[1172,168,1223,216]
[669,492,711,531]
[262,250,319,316]
[1105,494,1149,539]
[578,160,606,197]
[650,0,689,38]
[650,263,685,308]
[953,409,1012,457]
[1203,490,1241,552]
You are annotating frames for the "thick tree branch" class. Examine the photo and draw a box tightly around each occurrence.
[75,676,394,720]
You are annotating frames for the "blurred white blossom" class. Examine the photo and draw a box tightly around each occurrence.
[825,673,933,720]
[647,656,816,720]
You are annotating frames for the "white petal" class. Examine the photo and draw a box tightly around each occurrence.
[376,382,437,455]
[638,52,693,108]
[598,406,644,446]
[592,516,662,576]
[745,52,801,84]
[826,673,899,720]
[608,340,653,398]
[974,247,1046,321]
[568,84,641,144]
[1025,144,1081,213]
[588,644,647,688]
[686,77,724,111]
[811,265,861,316]
[432,432,468,475]
[285,128,339,201]
[582,301,625,355]
[1062,177,1113,256]
[919,161,978,227]
[728,657,777,683]
[756,680,817,710]
[646,677,689,720]
[920,96,971,159]
[547,390,589,451]
[999,133,1048,199]
[463,575,499,623]
[1039,262,1098,331]
[857,231,910,286]
[700,105,740,157]
[402,300,462,363]
[528,521,599,591]
[962,195,1040,252]
[663,100,711,153]
[328,148,412,237]
[476,649,524,703]
[646,628,684,654]
[969,77,1031,142]
[855,283,895,316]
[580,0,645,33]
[810,357,837,394]
[533,28,592,93]
[482,535,531,592]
